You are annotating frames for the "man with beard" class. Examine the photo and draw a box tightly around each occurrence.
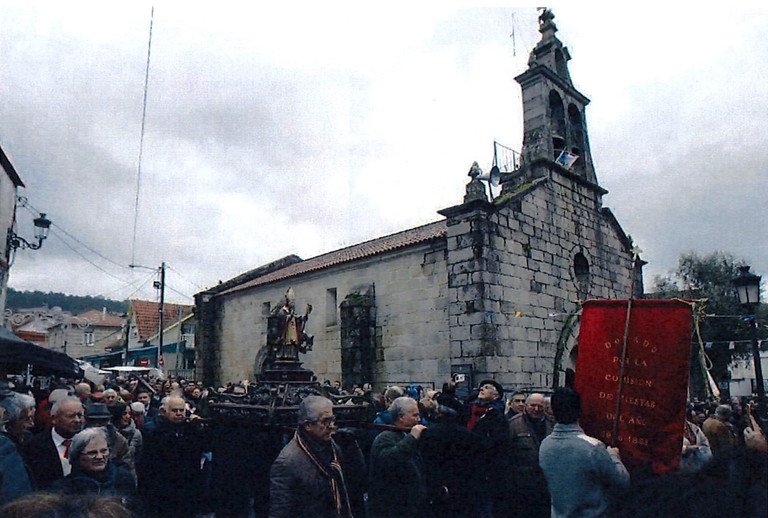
[269,395,365,518]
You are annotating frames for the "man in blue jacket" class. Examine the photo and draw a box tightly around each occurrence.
[539,387,629,518]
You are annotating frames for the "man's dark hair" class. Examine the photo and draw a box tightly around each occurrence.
[551,387,581,424]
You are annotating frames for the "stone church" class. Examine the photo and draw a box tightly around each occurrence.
[196,11,644,394]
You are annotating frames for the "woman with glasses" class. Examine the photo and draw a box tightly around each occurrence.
[52,427,135,498]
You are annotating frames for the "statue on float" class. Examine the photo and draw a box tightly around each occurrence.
[267,287,313,363]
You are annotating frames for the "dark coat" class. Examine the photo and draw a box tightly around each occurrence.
[467,399,513,513]
[508,412,555,479]
[368,430,432,518]
[0,433,33,505]
[508,412,555,518]
[269,431,365,518]
[22,429,64,490]
[419,417,482,518]
[137,416,208,518]
[52,459,135,497]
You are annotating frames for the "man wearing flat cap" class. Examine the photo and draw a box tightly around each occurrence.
[465,380,512,517]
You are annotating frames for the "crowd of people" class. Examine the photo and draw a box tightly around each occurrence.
[0,373,764,517]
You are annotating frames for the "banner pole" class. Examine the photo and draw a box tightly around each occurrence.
[611,250,639,446]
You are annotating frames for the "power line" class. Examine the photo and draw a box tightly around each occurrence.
[131,6,155,266]
[164,283,194,302]
[167,264,204,291]
[98,270,156,300]
[124,271,158,300]
[51,231,131,284]
[19,199,130,271]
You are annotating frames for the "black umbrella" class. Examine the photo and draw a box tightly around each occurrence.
[0,326,83,378]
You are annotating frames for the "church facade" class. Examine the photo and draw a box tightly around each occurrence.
[196,12,644,393]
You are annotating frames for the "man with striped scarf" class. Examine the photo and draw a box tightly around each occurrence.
[269,395,365,518]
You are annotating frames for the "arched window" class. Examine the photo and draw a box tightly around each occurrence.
[568,104,586,170]
[573,252,590,297]
[549,90,566,157]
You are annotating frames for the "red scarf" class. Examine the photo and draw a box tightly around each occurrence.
[467,403,490,430]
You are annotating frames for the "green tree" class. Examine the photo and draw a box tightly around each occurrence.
[653,251,766,397]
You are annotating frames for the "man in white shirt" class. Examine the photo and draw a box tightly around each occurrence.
[23,397,84,489]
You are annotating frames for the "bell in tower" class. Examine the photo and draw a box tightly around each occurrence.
[514,8,598,187]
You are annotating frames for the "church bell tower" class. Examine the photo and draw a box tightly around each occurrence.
[514,9,598,187]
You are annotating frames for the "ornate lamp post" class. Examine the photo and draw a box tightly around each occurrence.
[7,212,51,251]
[733,265,766,427]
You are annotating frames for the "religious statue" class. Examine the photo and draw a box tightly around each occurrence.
[267,288,313,363]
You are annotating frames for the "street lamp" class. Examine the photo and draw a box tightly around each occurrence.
[8,212,51,251]
[733,265,766,429]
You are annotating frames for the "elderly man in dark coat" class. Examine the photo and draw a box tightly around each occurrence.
[269,395,365,518]
[24,397,85,490]
[465,379,512,518]
[137,395,208,518]
[368,396,430,518]
[419,394,482,518]
[508,392,555,517]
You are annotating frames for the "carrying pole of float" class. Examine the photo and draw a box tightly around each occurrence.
[611,249,640,446]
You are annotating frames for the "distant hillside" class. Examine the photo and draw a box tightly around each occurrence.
[5,288,127,315]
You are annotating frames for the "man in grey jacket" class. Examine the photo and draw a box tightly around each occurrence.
[539,387,629,518]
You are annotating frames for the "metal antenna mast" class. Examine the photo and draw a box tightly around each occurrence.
[131,6,155,266]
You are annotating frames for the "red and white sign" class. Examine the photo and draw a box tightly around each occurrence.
[575,299,693,475]
[137,358,149,367]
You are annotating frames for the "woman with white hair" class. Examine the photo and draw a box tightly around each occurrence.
[51,427,135,498]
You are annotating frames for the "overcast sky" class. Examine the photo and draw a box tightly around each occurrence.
[2,2,766,305]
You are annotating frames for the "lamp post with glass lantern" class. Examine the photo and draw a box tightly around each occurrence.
[733,265,766,427]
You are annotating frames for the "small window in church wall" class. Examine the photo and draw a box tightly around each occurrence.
[573,252,591,297]
[326,288,338,326]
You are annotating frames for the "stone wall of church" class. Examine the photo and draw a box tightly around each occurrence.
[210,241,449,386]
[445,166,636,392]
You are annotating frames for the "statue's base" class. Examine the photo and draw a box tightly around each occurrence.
[262,360,313,382]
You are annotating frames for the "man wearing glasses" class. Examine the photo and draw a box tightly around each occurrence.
[270,395,365,518]
[23,397,84,490]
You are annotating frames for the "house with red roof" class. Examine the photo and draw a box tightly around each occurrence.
[195,12,645,394]
[122,299,194,370]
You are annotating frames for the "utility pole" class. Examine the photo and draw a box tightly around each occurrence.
[131,260,167,370]
[158,261,166,369]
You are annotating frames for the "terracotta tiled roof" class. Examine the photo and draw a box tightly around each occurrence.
[129,300,194,342]
[220,220,447,297]
[75,310,124,328]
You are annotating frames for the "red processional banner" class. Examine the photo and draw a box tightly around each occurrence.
[574,299,693,475]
